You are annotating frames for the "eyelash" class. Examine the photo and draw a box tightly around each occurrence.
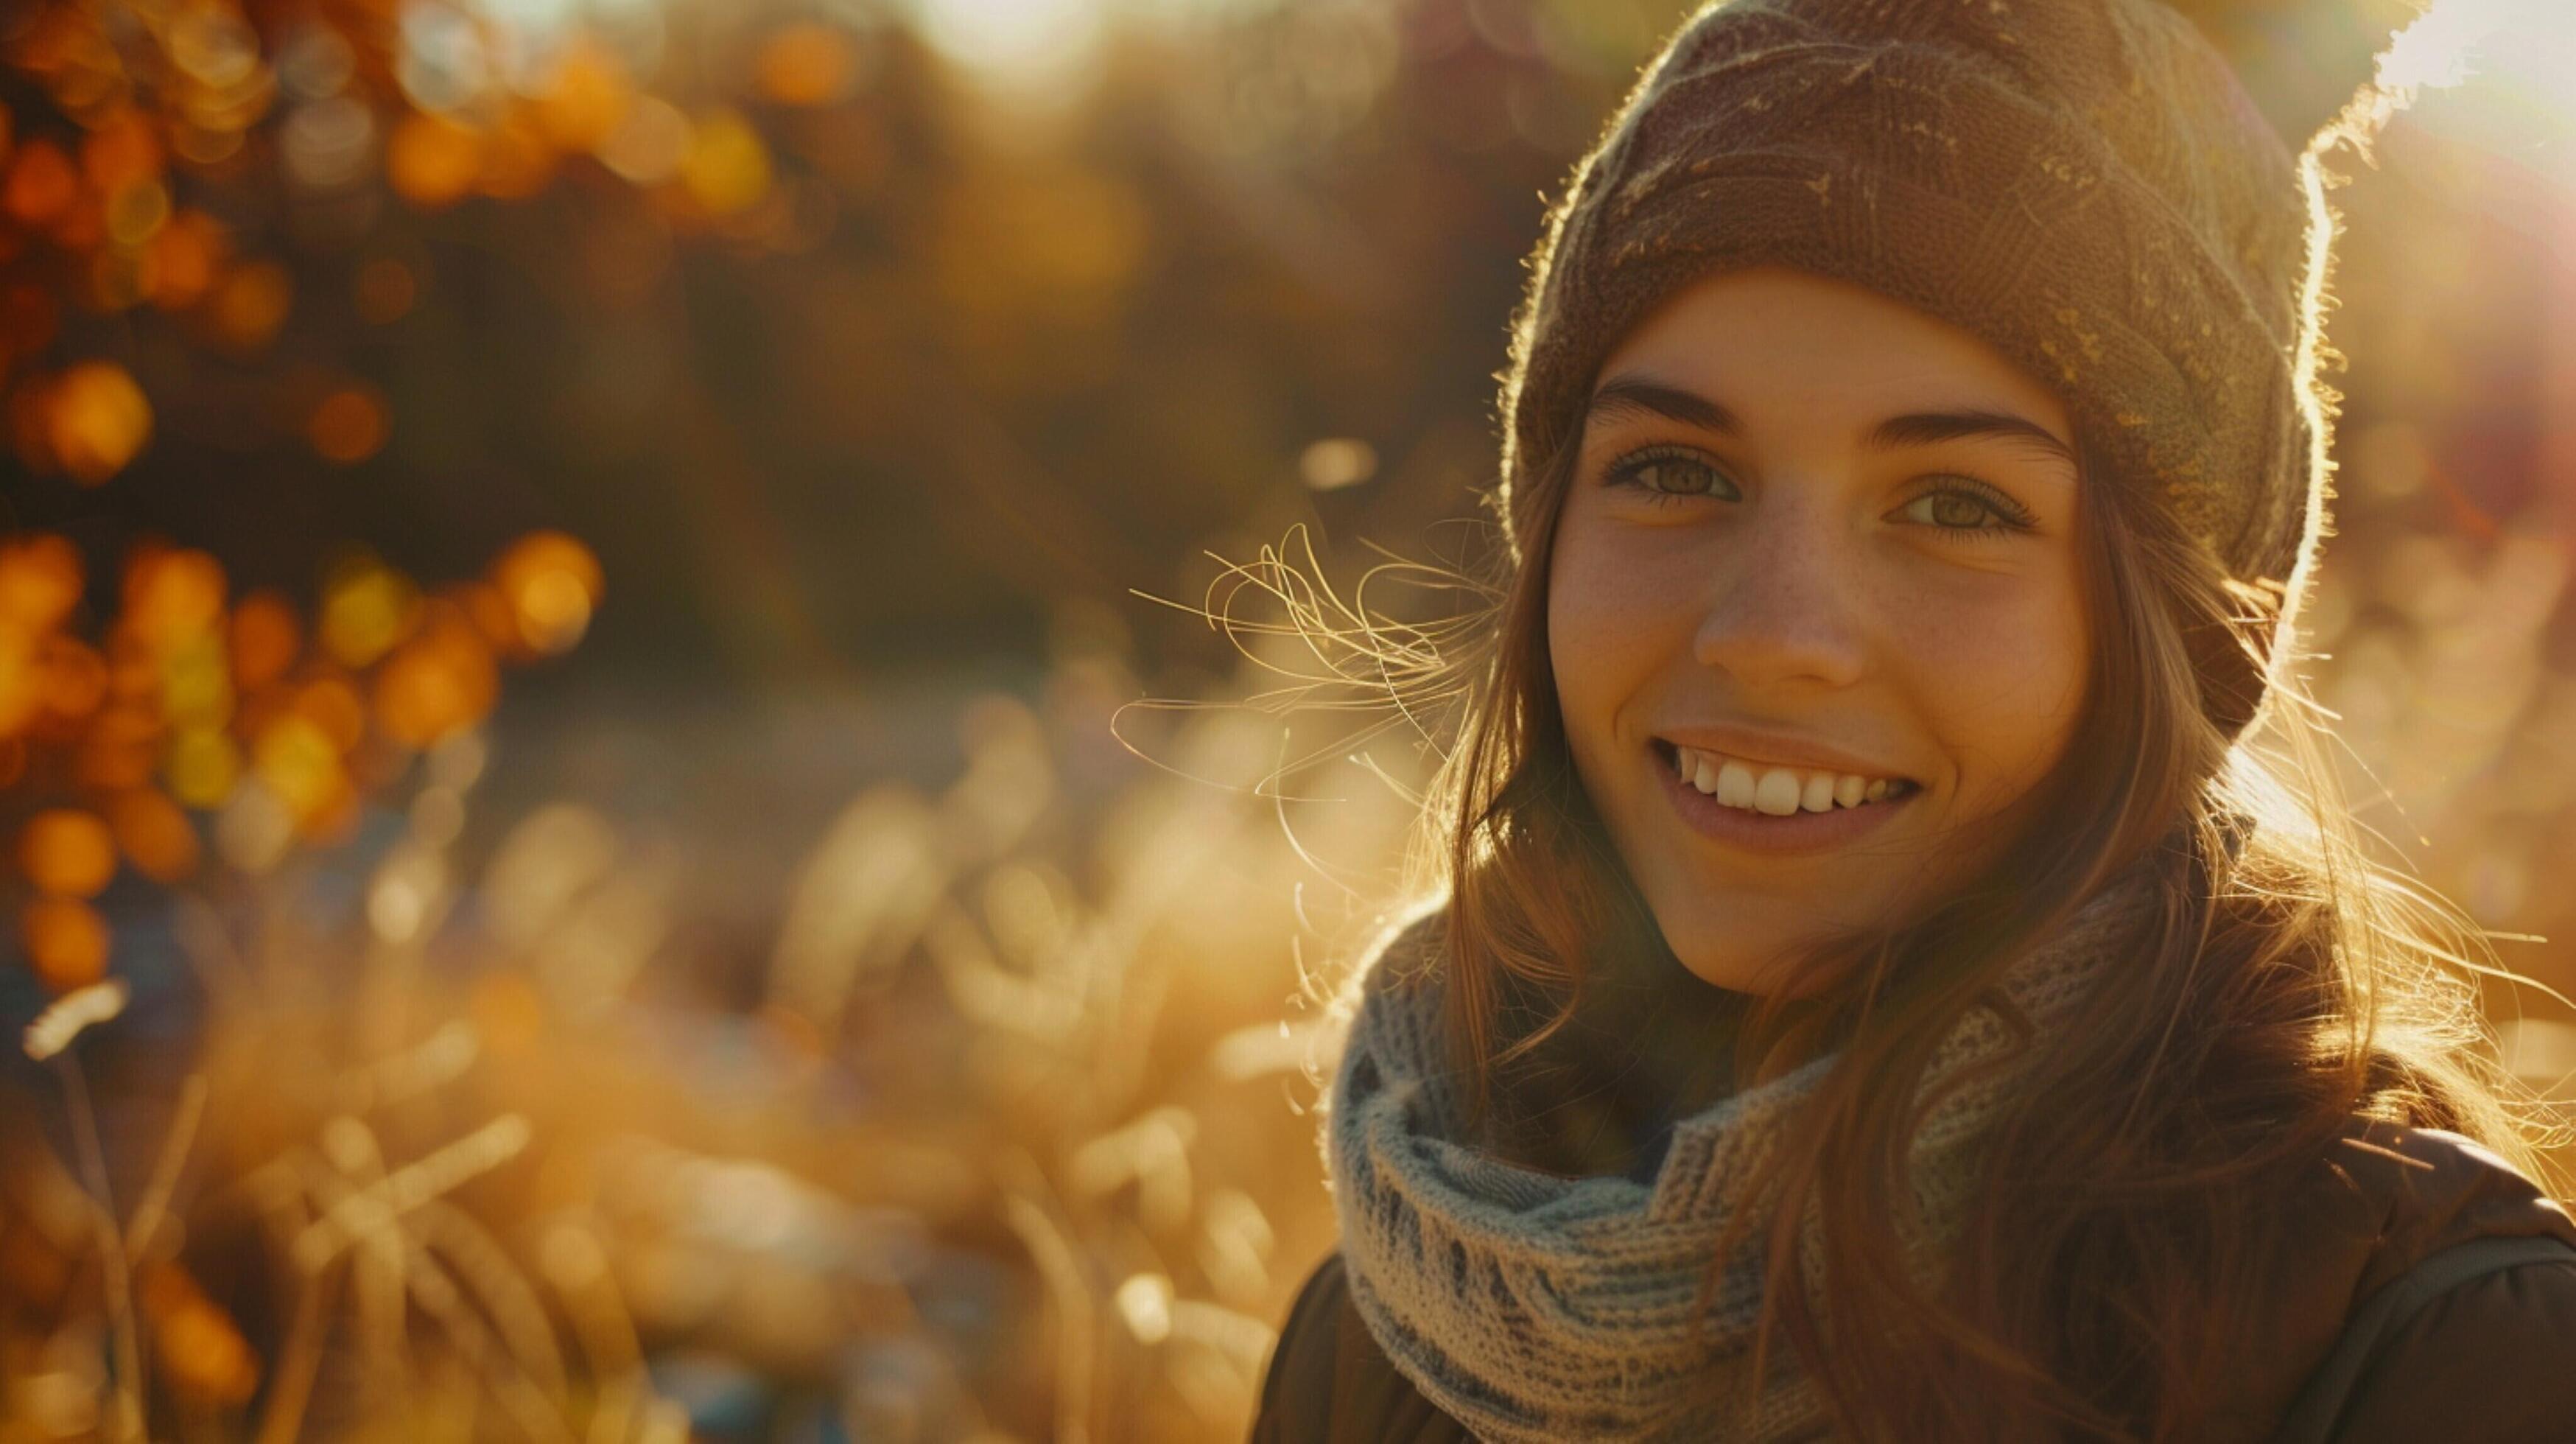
[1601,444,2038,538]
[1604,444,1738,505]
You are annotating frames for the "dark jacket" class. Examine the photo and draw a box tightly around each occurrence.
[1250,1119,2576,1442]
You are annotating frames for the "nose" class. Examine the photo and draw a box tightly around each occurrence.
[1690,500,1870,691]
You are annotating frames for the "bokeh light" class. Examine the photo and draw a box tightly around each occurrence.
[208,262,292,351]
[910,0,1109,100]
[141,1264,259,1409]
[757,22,866,108]
[42,361,152,485]
[387,112,485,208]
[306,385,391,463]
[18,808,117,898]
[488,531,603,656]
[19,894,108,992]
[107,787,200,883]
[676,107,773,215]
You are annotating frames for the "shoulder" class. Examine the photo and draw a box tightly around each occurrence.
[2268,1120,2576,1443]
[2322,1237,2576,1443]
[1250,1253,1473,1444]
[2312,1121,2575,1289]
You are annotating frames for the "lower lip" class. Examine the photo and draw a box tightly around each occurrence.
[1655,750,1914,856]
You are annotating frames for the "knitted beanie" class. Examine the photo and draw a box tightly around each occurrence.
[1494,0,2415,736]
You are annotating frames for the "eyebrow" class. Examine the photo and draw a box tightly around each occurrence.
[1582,374,2077,468]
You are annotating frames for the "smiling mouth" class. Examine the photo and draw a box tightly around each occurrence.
[1652,738,1921,817]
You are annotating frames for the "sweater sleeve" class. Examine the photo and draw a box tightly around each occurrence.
[2326,1257,2576,1443]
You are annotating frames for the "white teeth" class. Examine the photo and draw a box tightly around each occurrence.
[1667,745,1903,816]
[1752,768,1803,816]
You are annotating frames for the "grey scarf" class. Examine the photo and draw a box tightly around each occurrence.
[1326,877,2159,1441]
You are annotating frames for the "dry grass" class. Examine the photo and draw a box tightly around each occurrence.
[1,599,1433,1441]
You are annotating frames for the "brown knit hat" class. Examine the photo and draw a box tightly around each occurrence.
[1495,0,2413,737]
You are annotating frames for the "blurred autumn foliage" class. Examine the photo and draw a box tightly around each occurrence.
[0,529,600,991]
[3,0,2576,1440]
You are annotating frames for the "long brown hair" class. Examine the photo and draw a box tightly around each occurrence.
[1372,390,2567,1437]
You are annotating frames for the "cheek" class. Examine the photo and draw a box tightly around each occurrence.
[1545,514,1688,756]
[1892,564,2089,796]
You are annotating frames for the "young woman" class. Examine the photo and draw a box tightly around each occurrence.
[1249,1,2576,1440]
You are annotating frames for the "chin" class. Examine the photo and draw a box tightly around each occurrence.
[1650,894,1818,998]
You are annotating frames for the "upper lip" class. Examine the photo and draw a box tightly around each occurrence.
[1653,723,1913,782]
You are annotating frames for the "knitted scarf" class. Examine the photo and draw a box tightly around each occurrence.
[1326,874,2161,1442]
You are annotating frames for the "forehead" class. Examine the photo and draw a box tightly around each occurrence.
[1590,266,2074,439]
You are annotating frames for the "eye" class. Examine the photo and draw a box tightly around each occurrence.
[1891,478,2035,536]
[1604,444,1739,505]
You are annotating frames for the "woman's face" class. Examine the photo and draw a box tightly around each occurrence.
[1547,266,2090,996]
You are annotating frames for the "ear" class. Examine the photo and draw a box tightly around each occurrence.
[2157,0,2429,148]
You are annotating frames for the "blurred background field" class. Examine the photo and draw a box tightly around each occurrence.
[4,0,2576,1439]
